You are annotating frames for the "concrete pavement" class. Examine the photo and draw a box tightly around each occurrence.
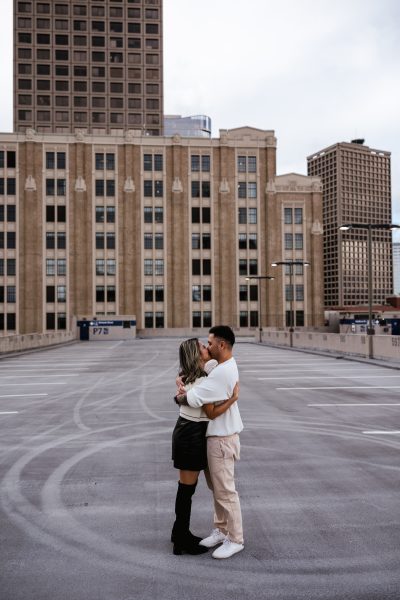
[0,339,399,599]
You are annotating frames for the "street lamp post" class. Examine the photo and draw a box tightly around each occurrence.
[339,223,400,358]
[245,275,275,342]
[271,260,310,347]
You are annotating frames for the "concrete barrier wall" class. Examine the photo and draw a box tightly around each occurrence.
[261,329,400,362]
[137,327,257,339]
[0,331,76,355]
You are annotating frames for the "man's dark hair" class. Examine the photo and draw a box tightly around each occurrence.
[209,325,235,347]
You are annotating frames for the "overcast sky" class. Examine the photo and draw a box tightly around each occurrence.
[1,0,400,227]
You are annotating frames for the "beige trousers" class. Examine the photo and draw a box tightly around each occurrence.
[204,433,244,544]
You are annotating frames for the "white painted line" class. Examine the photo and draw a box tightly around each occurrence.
[0,382,67,386]
[259,375,400,380]
[0,411,19,415]
[277,386,400,391]
[309,403,400,407]
[0,393,48,398]
[0,374,78,379]
[363,431,400,435]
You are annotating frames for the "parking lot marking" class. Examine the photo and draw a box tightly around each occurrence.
[363,430,400,435]
[259,375,400,380]
[309,403,400,407]
[0,382,67,386]
[0,411,19,415]
[277,386,400,390]
[0,393,48,398]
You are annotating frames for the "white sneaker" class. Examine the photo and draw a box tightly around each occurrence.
[199,528,226,548]
[212,537,244,559]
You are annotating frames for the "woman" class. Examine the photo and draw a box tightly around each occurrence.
[171,337,239,555]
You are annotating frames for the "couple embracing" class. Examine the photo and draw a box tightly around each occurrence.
[172,325,244,559]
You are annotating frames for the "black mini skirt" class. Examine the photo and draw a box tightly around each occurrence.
[172,417,208,471]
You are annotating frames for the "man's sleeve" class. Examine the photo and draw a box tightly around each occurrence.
[187,371,228,407]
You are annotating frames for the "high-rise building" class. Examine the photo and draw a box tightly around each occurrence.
[0,127,324,335]
[164,115,212,138]
[13,0,163,135]
[393,242,400,295]
[307,140,392,307]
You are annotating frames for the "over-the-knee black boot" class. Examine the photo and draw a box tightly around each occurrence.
[171,482,207,555]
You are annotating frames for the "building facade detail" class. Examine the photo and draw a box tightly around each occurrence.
[0,128,324,335]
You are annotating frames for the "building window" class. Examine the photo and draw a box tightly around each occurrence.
[239,311,248,327]
[238,208,247,224]
[96,259,105,275]
[239,285,247,301]
[145,312,154,328]
[192,311,201,327]
[106,233,115,249]
[238,182,246,199]
[155,259,164,275]
[296,285,304,301]
[95,233,104,249]
[294,208,303,224]
[192,285,201,302]
[96,286,105,302]
[295,233,303,250]
[284,208,292,224]
[144,259,153,276]
[144,207,152,223]
[192,233,200,249]
[285,233,293,250]
[154,207,163,223]
[248,208,257,224]
[144,233,153,249]
[249,259,258,275]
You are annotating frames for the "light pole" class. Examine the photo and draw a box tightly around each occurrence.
[245,275,275,342]
[339,223,400,358]
[271,260,310,346]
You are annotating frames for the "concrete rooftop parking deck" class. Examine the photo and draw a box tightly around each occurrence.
[0,338,400,600]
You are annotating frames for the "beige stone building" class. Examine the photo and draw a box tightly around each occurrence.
[307,140,392,307]
[0,126,324,335]
[14,0,163,135]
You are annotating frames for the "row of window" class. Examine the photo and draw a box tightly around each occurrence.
[46,232,66,249]
[0,206,16,222]
[46,312,66,330]
[284,233,304,250]
[144,285,163,302]
[144,233,163,249]
[144,259,164,276]
[0,152,16,169]
[0,287,16,303]
[20,97,160,111]
[18,22,160,35]
[0,259,16,276]
[18,37,160,55]
[0,232,16,249]
[96,286,116,302]
[96,259,116,276]
[284,208,303,224]
[46,259,66,276]
[18,81,160,94]
[96,233,116,249]
[0,179,16,195]
[46,285,66,302]
[0,313,16,331]
[18,2,159,15]
[144,311,164,328]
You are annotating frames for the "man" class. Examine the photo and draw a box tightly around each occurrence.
[175,325,244,559]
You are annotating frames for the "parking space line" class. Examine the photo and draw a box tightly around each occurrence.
[259,375,400,380]
[0,393,48,398]
[363,430,400,435]
[309,403,400,407]
[277,386,400,390]
[0,382,67,386]
[0,411,19,415]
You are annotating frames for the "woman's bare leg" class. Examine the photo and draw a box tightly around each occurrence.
[179,469,200,485]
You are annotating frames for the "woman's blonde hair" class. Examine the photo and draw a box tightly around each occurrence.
[179,338,206,385]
